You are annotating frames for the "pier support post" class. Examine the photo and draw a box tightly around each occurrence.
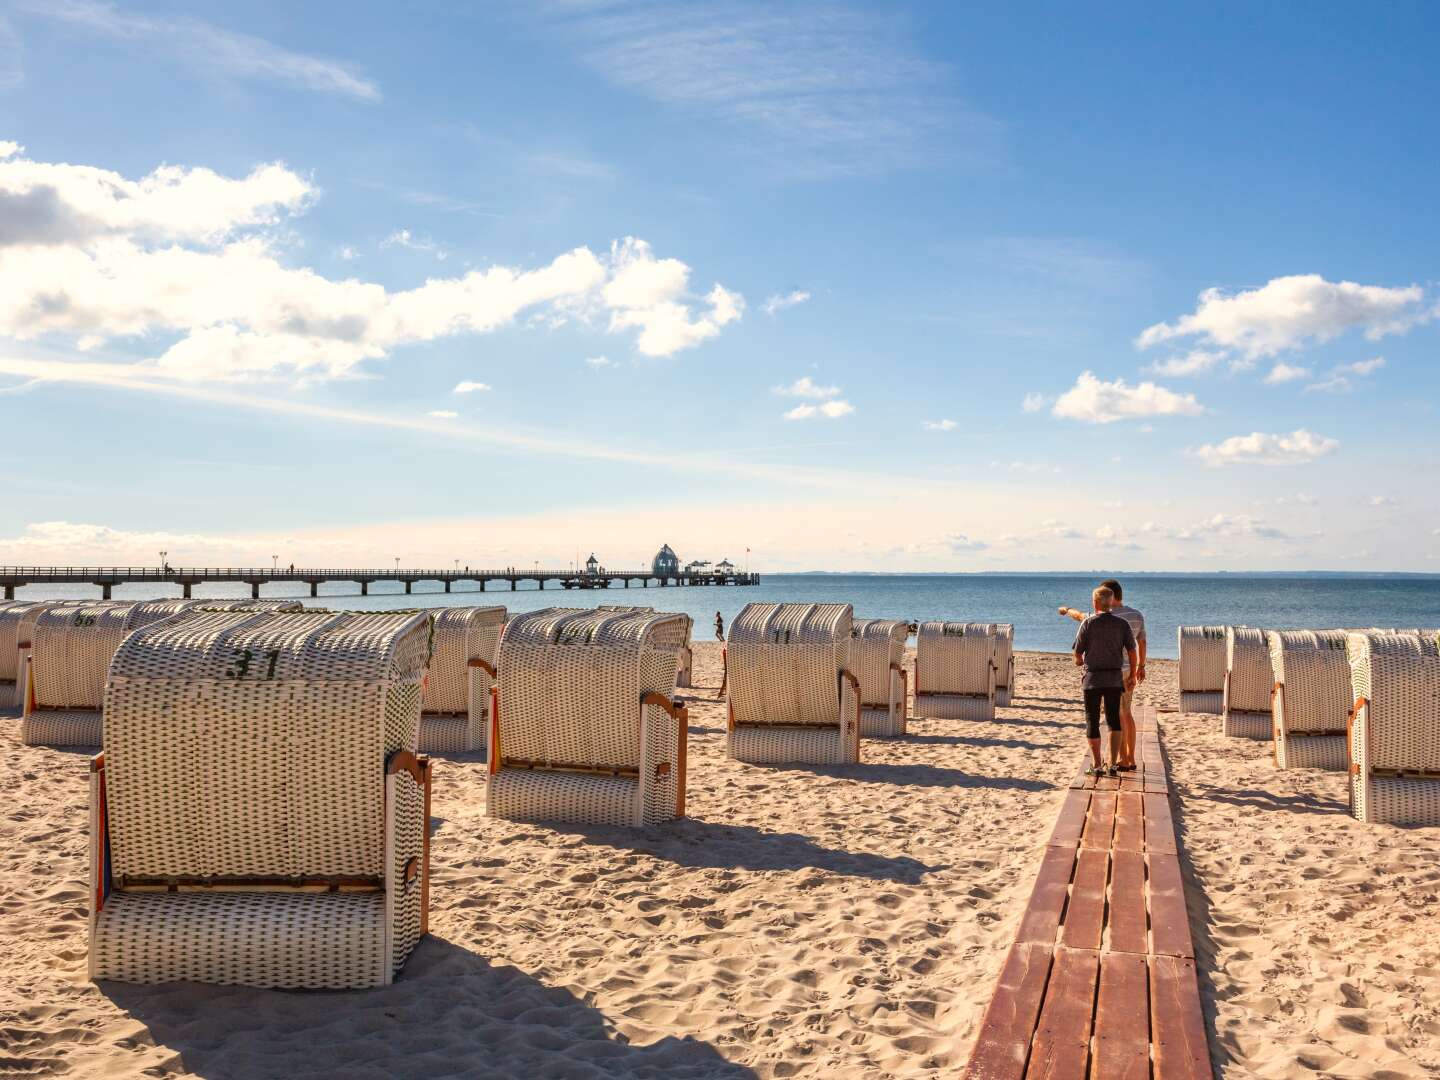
[405,581,412,594]
[445,580,451,593]
[100,583,112,600]
[182,582,192,599]
[3,586,12,600]
[510,578,517,591]
[251,582,260,599]
[311,581,319,597]
[360,581,368,596]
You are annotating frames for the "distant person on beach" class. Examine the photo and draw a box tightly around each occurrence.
[714,611,725,640]
[1072,585,1138,777]
[1059,577,1146,770]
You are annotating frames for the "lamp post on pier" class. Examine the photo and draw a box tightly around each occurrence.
[159,550,167,575]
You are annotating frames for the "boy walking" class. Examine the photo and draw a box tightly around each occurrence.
[1072,585,1138,776]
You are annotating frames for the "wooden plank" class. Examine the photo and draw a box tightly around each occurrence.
[1081,792,1116,849]
[1114,792,1144,852]
[1093,952,1151,1080]
[1025,947,1099,1080]
[1147,853,1194,958]
[965,943,1054,1080]
[1106,849,1148,954]
[1094,773,1120,791]
[1143,792,1177,854]
[1047,789,1091,848]
[1061,848,1108,951]
[1150,955,1214,1080]
[1016,845,1077,945]
[1143,778,1170,795]
[1069,757,1097,790]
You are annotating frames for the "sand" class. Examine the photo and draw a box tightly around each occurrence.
[1,645,1437,1078]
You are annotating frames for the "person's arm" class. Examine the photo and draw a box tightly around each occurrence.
[1058,606,1086,623]
[1125,645,1139,690]
[1136,634,1148,684]
[1073,623,1087,667]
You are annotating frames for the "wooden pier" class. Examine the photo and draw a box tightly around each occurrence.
[0,565,760,600]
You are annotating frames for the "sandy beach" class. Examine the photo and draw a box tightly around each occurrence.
[1,644,1437,1078]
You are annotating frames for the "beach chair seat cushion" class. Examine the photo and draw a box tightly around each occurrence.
[20,707,102,747]
[1179,691,1223,715]
[92,890,389,990]
[726,723,855,766]
[417,712,476,754]
[1221,710,1272,740]
[914,692,996,722]
[1281,733,1349,771]
[860,705,902,738]
[487,769,645,828]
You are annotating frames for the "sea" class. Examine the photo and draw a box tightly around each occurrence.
[15,573,1440,658]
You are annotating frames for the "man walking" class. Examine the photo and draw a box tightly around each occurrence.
[714,610,725,641]
[1060,578,1146,769]
[1072,585,1138,777]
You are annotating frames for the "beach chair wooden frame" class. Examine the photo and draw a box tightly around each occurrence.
[1177,625,1226,714]
[418,605,507,754]
[913,622,998,722]
[1267,630,1352,771]
[487,608,691,826]
[725,602,860,765]
[1222,626,1273,739]
[1345,630,1440,826]
[88,609,434,988]
[21,599,303,748]
[852,619,908,738]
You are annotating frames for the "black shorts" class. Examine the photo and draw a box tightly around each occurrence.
[1083,687,1123,739]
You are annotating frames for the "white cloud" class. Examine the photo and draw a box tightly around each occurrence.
[1051,371,1203,424]
[1304,355,1386,395]
[1189,429,1339,467]
[762,290,811,316]
[784,400,855,421]
[1021,392,1047,413]
[0,149,742,383]
[944,533,988,552]
[1137,274,1428,359]
[774,376,841,399]
[381,229,446,259]
[426,410,458,419]
[21,0,380,100]
[1368,495,1397,507]
[1144,349,1226,377]
[335,245,360,261]
[1263,362,1310,384]
[452,380,490,394]
[923,419,957,431]
[584,355,613,368]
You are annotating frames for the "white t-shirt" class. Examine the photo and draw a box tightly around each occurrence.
[1110,603,1145,671]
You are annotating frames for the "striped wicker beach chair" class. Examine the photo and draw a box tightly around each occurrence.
[993,623,1017,706]
[913,622,998,722]
[21,598,303,747]
[0,600,46,709]
[725,602,859,765]
[487,607,690,826]
[418,605,507,753]
[89,608,433,988]
[1177,625,1227,714]
[1345,630,1440,826]
[852,619,908,738]
[1223,626,1274,739]
[598,606,695,691]
[1268,630,1352,770]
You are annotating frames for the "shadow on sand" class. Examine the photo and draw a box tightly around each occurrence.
[104,937,756,1079]
[900,732,1062,751]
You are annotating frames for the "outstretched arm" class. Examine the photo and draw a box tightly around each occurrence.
[1058,606,1086,623]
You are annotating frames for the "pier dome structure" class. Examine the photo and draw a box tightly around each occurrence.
[651,544,680,576]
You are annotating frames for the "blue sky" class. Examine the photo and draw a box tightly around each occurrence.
[1,1,1437,571]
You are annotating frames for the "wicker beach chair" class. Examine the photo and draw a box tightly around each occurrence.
[913,622,998,722]
[21,599,303,747]
[0,600,46,709]
[1177,625,1227,714]
[852,619,908,738]
[1345,630,1440,826]
[725,602,860,764]
[418,605,507,753]
[487,607,690,826]
[1223,626,1274,739]
[1267,630,1352,770]
[598,606,695,691]
[89,608,433,988]
[993,623,1017,707]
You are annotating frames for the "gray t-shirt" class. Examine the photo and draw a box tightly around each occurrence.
[1073,611,1136,690]
[1110,603,1145,672]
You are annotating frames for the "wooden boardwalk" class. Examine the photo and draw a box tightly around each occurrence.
[966,705,1213,1080]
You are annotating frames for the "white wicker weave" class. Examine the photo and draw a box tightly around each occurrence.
[1222,626,1273,739]
[598,606,695,690]
[851,619,908,738]
[0,600,46,708]
[725,602,860,764]
[418,605,506,754]
[90,609,433,988]
[1177,625,1227,714]
[913,622,997,722]
[993,624,1017,707]
[21,598,302,747]
[1268,630,1352,770]
[487,607,690,826]
[1345,630,1440,825]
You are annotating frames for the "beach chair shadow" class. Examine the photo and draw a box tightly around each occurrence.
[558,818,937,883]
[900,733,1063,751]
[786,761,1054,794]
[101,937,757,1079]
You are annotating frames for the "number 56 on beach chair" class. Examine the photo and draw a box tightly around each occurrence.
[486,608,691,827]
[725,602,861,765]
[89,610,434,989]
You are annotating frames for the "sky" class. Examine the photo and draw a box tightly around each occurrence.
[1,1,1438,573]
